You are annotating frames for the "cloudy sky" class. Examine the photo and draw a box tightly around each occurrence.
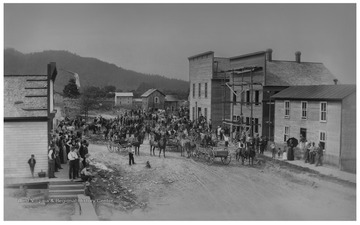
[4,3,356,83]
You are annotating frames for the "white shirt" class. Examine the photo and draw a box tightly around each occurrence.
[68,151,78,161]
[48,150,54,160]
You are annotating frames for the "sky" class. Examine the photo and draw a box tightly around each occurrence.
[4,3,356,83]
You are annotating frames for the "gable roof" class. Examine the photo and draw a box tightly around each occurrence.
[4,75,49,118]
[266,61,338,86]
[115,92,133,97]
[141,89,165,97]
[165,95,180,102]
[271,85,356,101]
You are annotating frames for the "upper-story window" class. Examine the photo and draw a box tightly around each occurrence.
[192,83,195,98]
[320,102,327,122]
[233,91,237,104]
[154,97,159,103]
[301,101,308,119]
[205,83,208,98]
[284,101,290,118]
[320,131,326,149]
[255,90,260,105]
[246,90,250,103]
[198,83,201,98]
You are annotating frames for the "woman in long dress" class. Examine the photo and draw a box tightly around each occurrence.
[287,139,295,161]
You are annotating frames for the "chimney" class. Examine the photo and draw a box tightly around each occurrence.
[295,51,301,63]
[333,79,338,85]
[266,49,273,62]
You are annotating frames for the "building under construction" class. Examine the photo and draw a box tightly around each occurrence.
[188,49,338,140]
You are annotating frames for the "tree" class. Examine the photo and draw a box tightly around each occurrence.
[63,78,80,98]
[79,86,98,121]
[102,85,116,98]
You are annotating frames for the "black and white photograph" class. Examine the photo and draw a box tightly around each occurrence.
[2,2,357,221]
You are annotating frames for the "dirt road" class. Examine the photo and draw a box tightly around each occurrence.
[89,140,356,221]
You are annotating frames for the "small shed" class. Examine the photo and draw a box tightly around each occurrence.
[141,89,165,111]
[165,95,181,112]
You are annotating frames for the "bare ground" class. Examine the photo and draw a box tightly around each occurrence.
[88,140,356,221]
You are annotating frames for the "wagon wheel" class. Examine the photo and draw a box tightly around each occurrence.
[221,155,232,165]
[107,142,114,153]
[192,151,200,161]
[207,151,214,165]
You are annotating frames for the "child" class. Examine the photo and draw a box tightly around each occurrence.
[277,148,282,158]
[28,154,36,178]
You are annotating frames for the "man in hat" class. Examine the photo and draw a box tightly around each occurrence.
[128,143,135,166]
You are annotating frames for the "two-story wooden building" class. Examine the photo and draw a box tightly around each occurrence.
[4,63,58,178]
[114,92,133,107]
[271,85,356,173]
[188,49,338,139]
[141,89,165,111]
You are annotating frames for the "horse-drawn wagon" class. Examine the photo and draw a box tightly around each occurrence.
[107,138,129,153]
[193,146,231,165]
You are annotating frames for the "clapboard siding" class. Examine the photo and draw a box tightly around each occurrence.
[4,122,48,178]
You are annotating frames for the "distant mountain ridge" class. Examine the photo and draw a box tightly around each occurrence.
[4,48,189,96]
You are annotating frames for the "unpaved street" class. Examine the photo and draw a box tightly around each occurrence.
[89,140,356,220]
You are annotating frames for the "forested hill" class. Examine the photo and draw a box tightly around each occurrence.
[4,48,189,98]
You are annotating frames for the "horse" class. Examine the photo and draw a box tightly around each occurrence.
[238,142,256,165]
[149,132,159,156]
[133,131,145,156]
[158,135,167,158]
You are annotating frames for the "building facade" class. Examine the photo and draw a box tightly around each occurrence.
[115,92,133,107]
[188,49,338,139]
[141,89,165,111]
[4,63,58,178]
[272,85,356,173]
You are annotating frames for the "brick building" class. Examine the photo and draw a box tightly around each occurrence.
[188,49,338,139]
[271,85,356,173]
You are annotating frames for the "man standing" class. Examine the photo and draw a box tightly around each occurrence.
[315,143,324,167]
[128,143,135,166]
[68,146,78,181]
[48,146,56,178]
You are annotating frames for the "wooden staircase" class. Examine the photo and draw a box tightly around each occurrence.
[48,181,84,201]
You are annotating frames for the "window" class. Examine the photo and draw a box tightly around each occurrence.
[233,91,237,104]
[198,83,201,98]
[205,83,208,98]
[320,102,327,122]
[246,117,250,125]
[154,97,159,103]
[192,83,195,98]
[204,108,208,120]
[192,107,195,121]
[255,90,260,105]
[301,101,308,119]
[284,126,290,142]
[246,90,250,103]
[254,118,259,133]
[284,101,290,118]
[320,131,326,149]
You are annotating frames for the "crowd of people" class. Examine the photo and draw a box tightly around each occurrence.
[31,106,328,182]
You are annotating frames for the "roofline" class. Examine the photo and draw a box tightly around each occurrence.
[188,51,214,60]
[4,74,47,77]
[271,97,344,101]
[230,51,266,61]
[4,117,49,122]
[268,60,324,64]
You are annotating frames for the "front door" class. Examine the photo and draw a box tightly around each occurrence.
[300,128,307,140]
